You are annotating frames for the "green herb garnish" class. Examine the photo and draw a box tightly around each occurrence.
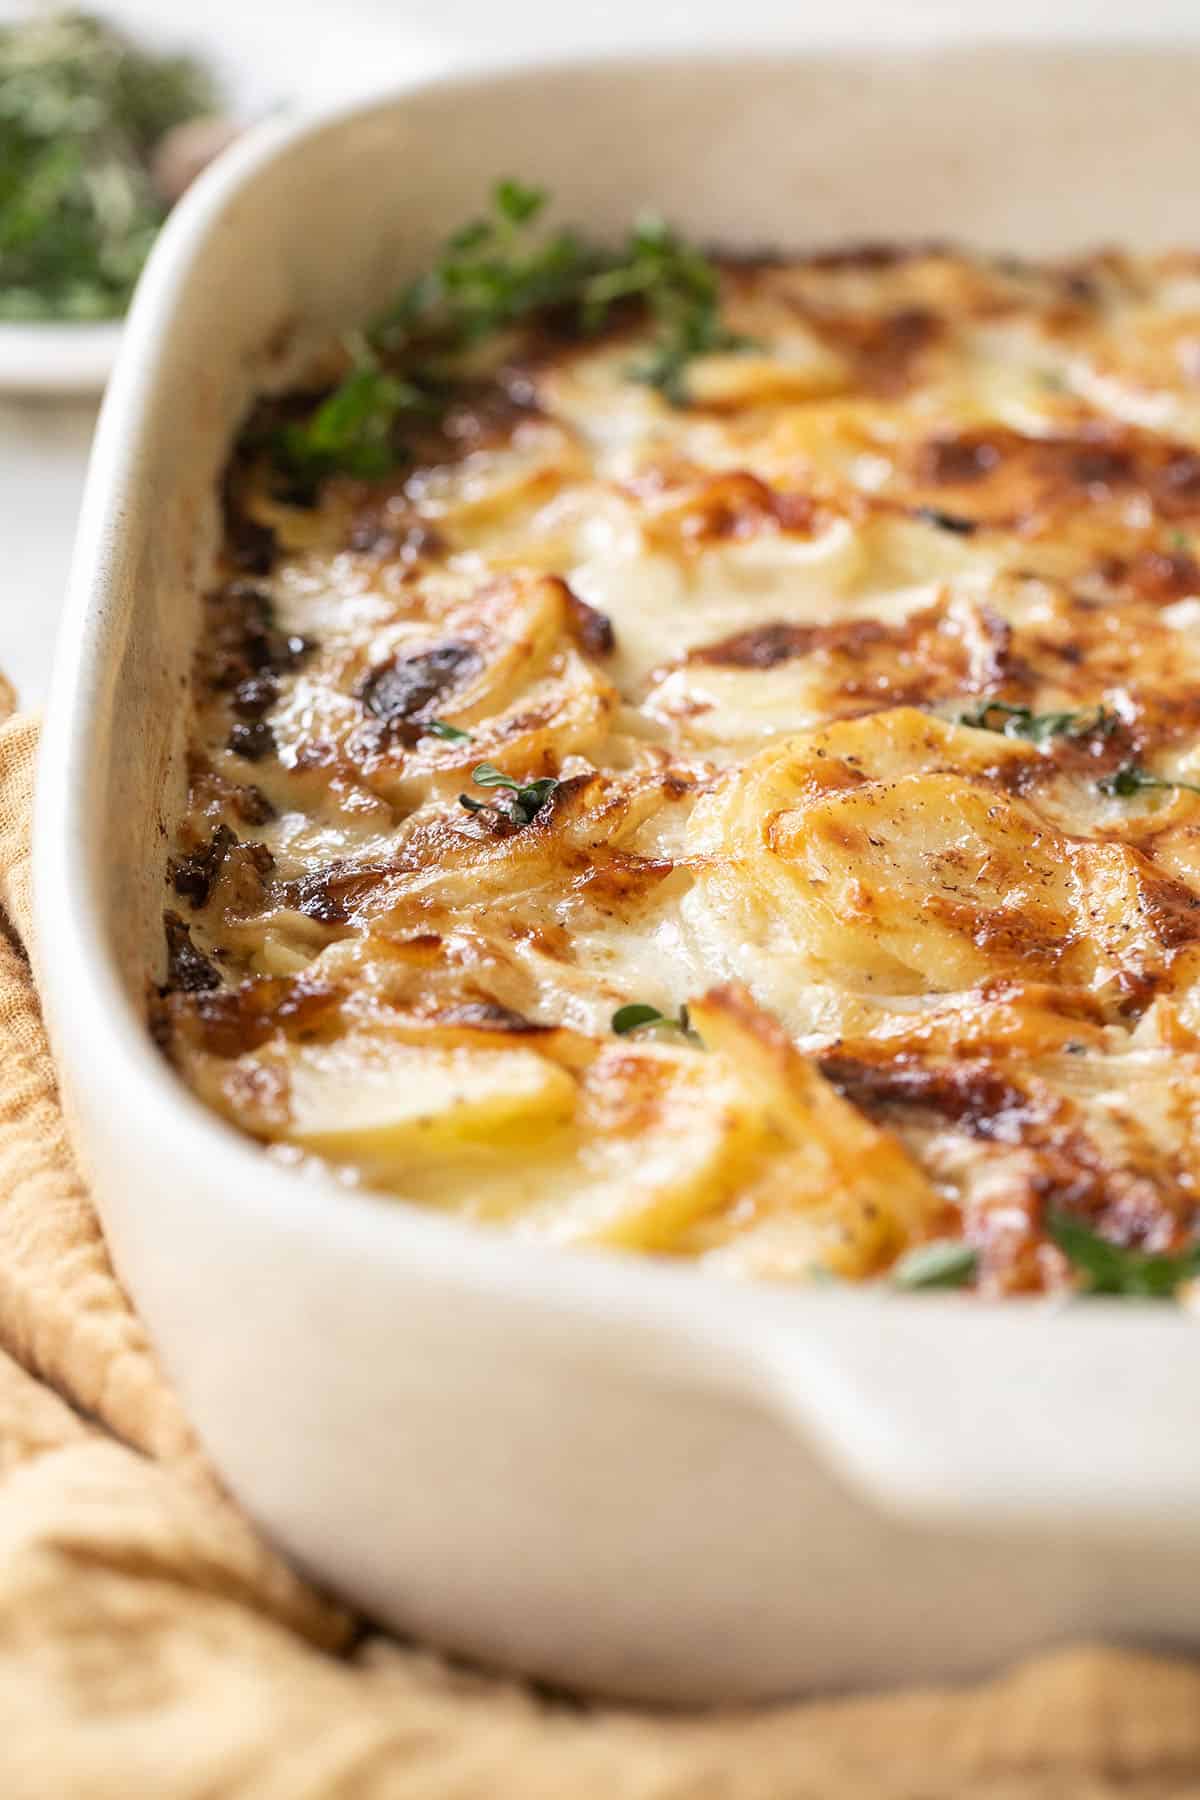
[459,761,559,826]
[610,1001,700,1043]
[600,213,752,405]
[915,506,976,536]
[277,350,433,483]
[807,1264,841,1286]
[425,718,472,743]
[369,178,591,353]
[0,12,218,321]
[891,1241,979,1291]
[960,701,1117,745]
[1096,763,1200,800]
[277,181,749,481]
[1047,1211,1200,1300]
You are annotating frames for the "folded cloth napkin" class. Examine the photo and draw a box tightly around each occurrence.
[4,694,1200,1798]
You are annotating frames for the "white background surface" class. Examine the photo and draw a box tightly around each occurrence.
[5,0,1200,705]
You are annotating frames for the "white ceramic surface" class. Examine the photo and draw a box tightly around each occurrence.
[0,321,125,397]
[34,50,1200,1705]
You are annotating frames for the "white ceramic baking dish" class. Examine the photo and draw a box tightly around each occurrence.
[33,47,1200,1706]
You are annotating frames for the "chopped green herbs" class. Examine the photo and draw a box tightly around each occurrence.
[806,1264,841,1286]
[607,214,752,405]
[0,12,218,321]
[277,353,430,483]
[1047,1211,1200,1300]
[368,178,592,355]
[610,1002,700,1043]
[425,718,472,743]
[459,762,559,827]
[611,1003,669,1034]
[960,700,1118,745]
[891,1241,979,1291]
[1097,763,1200,800]
[275,181,749,482]
[915,506,977,536]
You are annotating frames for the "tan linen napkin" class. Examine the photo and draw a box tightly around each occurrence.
[5,697,1200,1798]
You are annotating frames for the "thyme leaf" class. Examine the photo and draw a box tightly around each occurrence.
[611,1001,700,1042]
[1047,1212,1200,1299]
[424,718,472,742]
[459,761,559,827]
[606,214,752,404]
[960,701,1118,745]
[1097,763,1200,800]
[891,1241,978,1291]
[915,506,977,536]
[276,181,748,481]
[276,352,433,484]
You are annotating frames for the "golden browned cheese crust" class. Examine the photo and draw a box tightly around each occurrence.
[158,244,1200,1292]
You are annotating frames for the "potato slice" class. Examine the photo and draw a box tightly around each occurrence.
[681,708,1096,1032]
[533,989,938,1271]
[684,985,938,1276]
[281,1034,577,1161]
[528,1040,761,1251]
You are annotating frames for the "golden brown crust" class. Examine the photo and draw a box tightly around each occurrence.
[156,240,1200,1287]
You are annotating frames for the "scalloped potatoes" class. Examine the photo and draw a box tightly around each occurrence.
[157,242,1200,1295]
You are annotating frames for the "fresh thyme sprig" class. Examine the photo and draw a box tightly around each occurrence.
[1097,763,1200,800]
[458,762,558,827]
[611,1001,698,1039]
[960,708,1200,801]
[890,1240,978,1291]
[369,179,588,353]
[1047,1212,1200,1299]
[275,181,748,483]
[603,213,752,405]
[894,1215,1200,1299]
[277,340,437,484]
[960,701,1118,746]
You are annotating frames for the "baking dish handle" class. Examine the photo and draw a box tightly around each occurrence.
[750,1295,1200,1541]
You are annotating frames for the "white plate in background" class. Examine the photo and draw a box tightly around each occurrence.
[0,321,125,397]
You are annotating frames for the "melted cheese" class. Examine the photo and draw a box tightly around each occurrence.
[159,243,1200,1293]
